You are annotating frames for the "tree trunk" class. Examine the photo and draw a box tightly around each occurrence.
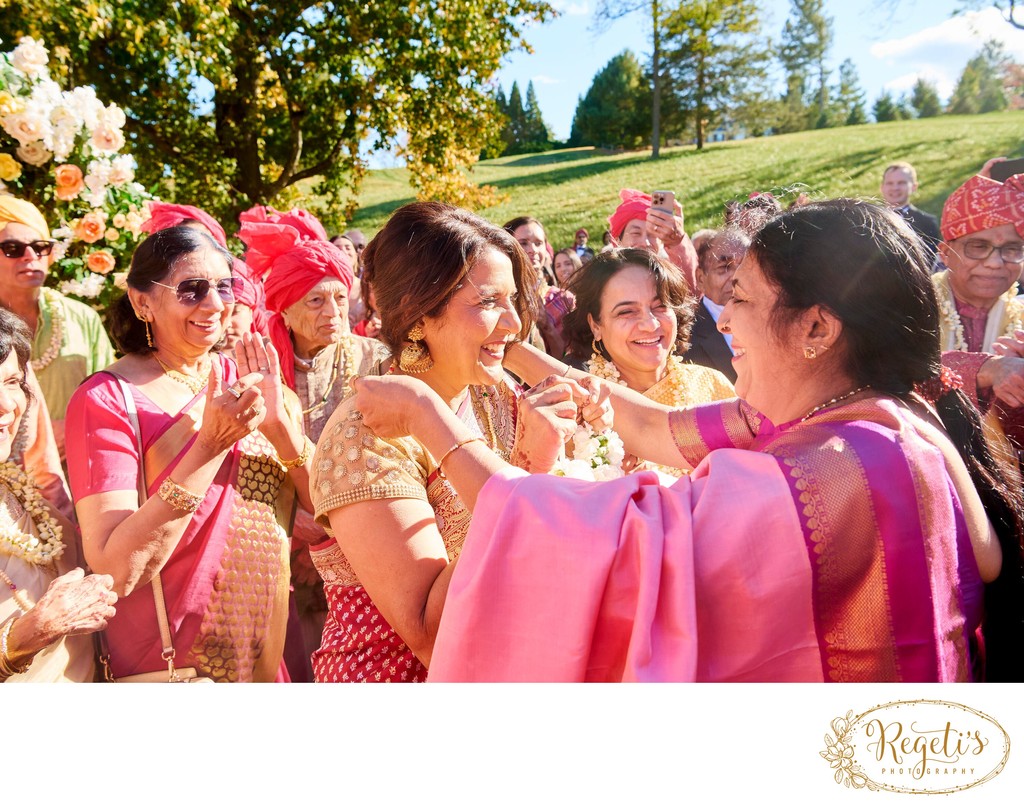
[651,0,661,159]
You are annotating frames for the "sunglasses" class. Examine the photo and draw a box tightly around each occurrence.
[0,240,56,258]
[151,277,244,305]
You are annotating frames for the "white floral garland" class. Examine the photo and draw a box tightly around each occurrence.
[935,275,1024,351]
[30,288,64,372]
[551,423,626,482]
[0,462,64,566]
[587,350,692,405]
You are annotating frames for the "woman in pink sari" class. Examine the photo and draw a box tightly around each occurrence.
[66,226,314,682]
[348,199,1024,682]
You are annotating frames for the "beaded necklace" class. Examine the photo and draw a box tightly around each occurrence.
[0,462,64,567]
[0,569,35,612]
[800,386,870,422]
[30,288,64,372]
[935,274,1024,351]
[301,334,355,416]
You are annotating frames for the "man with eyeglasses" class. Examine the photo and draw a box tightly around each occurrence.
[0,197,115,461]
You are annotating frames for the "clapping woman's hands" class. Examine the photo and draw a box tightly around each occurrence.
[196,364,266,455]
[234,333,287,433]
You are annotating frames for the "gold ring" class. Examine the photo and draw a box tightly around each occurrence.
[226,385,242,399]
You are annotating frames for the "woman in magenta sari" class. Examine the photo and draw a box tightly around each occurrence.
[348,199,1024,682]
[65,226,314,682]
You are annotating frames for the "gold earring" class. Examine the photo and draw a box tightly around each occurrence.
[591,338,606,359]
[136,310,155,349]
[803,344,828,360]
[399,323,433,373]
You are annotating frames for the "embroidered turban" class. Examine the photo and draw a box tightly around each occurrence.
[941,173,1024,241]
[237,206,353,389]
[607,189,652,241]
[0,196,49,239]
[142,202,227,247]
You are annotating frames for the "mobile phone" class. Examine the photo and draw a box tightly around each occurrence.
[651,190,676,214]
[990,157,1024,183]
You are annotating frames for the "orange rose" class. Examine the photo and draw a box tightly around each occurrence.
[74,211,106,244]
[86,250,116,275]
[54,164,84,201]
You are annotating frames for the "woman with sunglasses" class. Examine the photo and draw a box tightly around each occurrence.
[64,225,313,682]
[0,198,115,461]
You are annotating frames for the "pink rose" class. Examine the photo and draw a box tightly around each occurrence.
[74,211,106,244]
[54,164,84,201]
[86,250,116,275]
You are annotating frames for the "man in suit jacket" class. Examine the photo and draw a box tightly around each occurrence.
[881,162,941,263]
[682,229,749,383]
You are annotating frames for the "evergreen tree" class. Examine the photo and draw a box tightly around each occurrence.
[523,80,552,147]
[948,42,1009,115]
[507,81,527,146]
[569,50,651,149]
[831,58,867,125]
[910,78,942,117]
[872,90,902,122]
[778,0,833,131]
[664,0,770,149]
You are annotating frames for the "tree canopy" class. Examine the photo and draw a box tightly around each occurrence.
[569,50,650,150]
[0,0,553,227]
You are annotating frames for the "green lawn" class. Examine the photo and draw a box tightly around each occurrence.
[347,111,1024,251]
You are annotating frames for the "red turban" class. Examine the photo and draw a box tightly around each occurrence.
[237,206,353,389]
[941,173,1024,241]
[608,189,652,240]
[142,202,227,247]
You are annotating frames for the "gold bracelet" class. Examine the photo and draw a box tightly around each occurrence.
[435,436,486,480]
[157,477,204,512]
[277,436,313,471]
[0,615,30,679]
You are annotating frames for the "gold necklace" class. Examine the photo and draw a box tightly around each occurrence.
[0,462,64,567]
[301,334,354,416]
[469,386,510,461]
[155,354,211,395]
[800,386,870,422]
[31,289,64,372]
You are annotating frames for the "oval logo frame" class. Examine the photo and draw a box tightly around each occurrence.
[821,700,1010,793]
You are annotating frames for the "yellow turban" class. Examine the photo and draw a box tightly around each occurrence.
[0,196,49,239]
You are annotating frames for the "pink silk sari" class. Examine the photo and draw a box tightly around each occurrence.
[66,357,293,682]
[429,396,982,682]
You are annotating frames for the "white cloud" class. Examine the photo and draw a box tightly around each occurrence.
[550,0,590,15]
[532,74,561,85]
[870,8,1024,99]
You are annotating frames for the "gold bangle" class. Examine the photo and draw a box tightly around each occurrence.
[157,477,204,512]
[277,436,313,471]
[0,616,30,679]
[435,436,486,480]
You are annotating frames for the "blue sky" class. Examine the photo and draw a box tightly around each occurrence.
[496,0,1024,141]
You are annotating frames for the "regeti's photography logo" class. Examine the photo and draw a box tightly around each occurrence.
[820,700,1010,794]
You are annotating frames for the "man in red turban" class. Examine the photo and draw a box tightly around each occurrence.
[237,205,390,681]
[607,189,698,292]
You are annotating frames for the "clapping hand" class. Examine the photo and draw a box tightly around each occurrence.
[235,333,287,432]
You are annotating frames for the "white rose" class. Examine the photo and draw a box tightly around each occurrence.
[15,140,53,167]
[79,273,106,298]
[85,187,108,208]
[29,78,62,109]
[112,213,128,228]
[69,87,101,131]
[11,37,49,79]
[2,110,52,146]
[108,154,134,185]
[90,122,125,154]
[97,103,127,130]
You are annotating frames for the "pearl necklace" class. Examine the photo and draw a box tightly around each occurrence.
[587,350,691,404]
[31,289,64,372]
[0,462,64,567]
[0,569,35,613]
[800,386,870,422]
[155,355,211,395]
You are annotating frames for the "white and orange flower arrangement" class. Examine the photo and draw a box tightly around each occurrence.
[0,36,155,316]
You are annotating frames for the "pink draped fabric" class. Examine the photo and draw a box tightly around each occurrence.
[430,397,981,682]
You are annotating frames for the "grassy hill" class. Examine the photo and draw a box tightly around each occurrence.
[346,111,1024,251]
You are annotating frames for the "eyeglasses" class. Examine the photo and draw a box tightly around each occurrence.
[150,277,244,305]
[960,239,1024,264]
[0,240,56,258]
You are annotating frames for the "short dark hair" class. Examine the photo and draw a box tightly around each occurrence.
[109,225,234,355]
[562,247,694,362]
[0,308,33,402]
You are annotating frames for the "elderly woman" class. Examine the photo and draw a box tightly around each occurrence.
[0,309,117,682]
[608,189,699,293]
[350,199,1024,682]
[505,216,575,358]
[0,197,115,460]
[307,201,579,682]
[65,225,312,682]
[562,248,733,473]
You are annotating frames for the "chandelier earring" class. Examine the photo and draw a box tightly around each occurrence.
[136,308,155,349]
[399,323,434,374]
